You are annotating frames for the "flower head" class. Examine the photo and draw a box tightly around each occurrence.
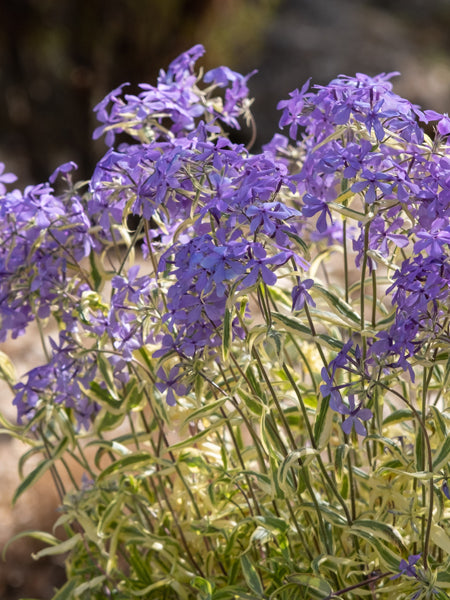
[340,395,373,437]
[391,554,421,580]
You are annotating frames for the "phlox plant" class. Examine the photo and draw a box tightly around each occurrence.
[1,44,450,600]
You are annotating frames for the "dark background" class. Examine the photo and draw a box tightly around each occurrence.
[1,1,450,598]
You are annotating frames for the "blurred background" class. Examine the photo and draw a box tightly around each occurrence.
[1,0,450,598]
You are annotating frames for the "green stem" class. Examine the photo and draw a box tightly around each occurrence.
[282,363,353,525]
[303,303,329,372]
[376,381,434,570]
[251,347,296,450]
[342,218,350,305]
[360,220,370,361]
[371,269,377,329]
[346,441,358,522]
[211,364,268,471]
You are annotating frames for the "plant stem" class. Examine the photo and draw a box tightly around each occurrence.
[376,380,434,569]
[282,362,353,525]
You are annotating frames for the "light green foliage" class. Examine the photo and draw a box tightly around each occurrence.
[3,218,449,598]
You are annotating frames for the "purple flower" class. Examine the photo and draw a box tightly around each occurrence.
[161,44,205,84]
[199,244,246,296]
[204,65,254,89]
[291,278,315,311]
[49,161,78,184]
[414,218,450,258]
[203,65,257,129]
[368,319,418,381]
[239,244,290,288]
[391,554,421,580]
[0,162,17,194]
[369,216,409,258]
[246,202,300,237]
[424,109,450,136]
[156,365,189,406]
[302,194,332,233]
[340,396,373,437]
[351,169,393,204]
[277,78,312,139]
[320,370,346,413]
[92,82,130,145]
[354,98,388,141]
[111,264,151,305]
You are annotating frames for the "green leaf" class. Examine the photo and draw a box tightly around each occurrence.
[87,439,132,471]
[314,395,332,450]
[436,569,450,589]
[335,444,348,478]
[365,434,405,458]
[52,435,70,460]
[97,353,119,400]
[268,454,285,499]
[382,408,413,426]
[0,426,40,445]
[285,573,333,599]
[285,230,310,256]
[349,526,401,571]
[97,496,125,536]
[0,350,16,385]
[97,451,153,481]
[245,365,263,398]
[430,405,448,438]
[250,526,272,545]
[32,533,82,559]
[168,419,228,451]
[260,411,288,458]
[191,576,214,600]
[300,502,348,527]
[89,380,122,412]
[96,408,127,431]
[415,430,425,471]
[240,553,264,597]
[308,307,356,329]
[89,249,106,291]
[254,514,289,535]
[13,459,52,504]
[430,524,450,554]
[129,578,174,597]
[181,397,227,426]
[2,530,60,560]
[278,448,319,491]
[237,389,265,417]
[75,575,107,595]
[213,588,261,600]
[222,307,232,362]
[272,311,311,336]
[50,578,80,600]
[377,467,433,480]
[273,312,347,352]
[313,283,361,324]
[433,436,450,472]
[352,519,406,551]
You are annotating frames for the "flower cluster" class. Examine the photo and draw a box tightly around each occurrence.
[280,70,450,413]
[0,173,93,341]
[1,46,450,600]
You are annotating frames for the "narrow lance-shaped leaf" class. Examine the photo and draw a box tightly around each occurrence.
[240,553,265,597]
